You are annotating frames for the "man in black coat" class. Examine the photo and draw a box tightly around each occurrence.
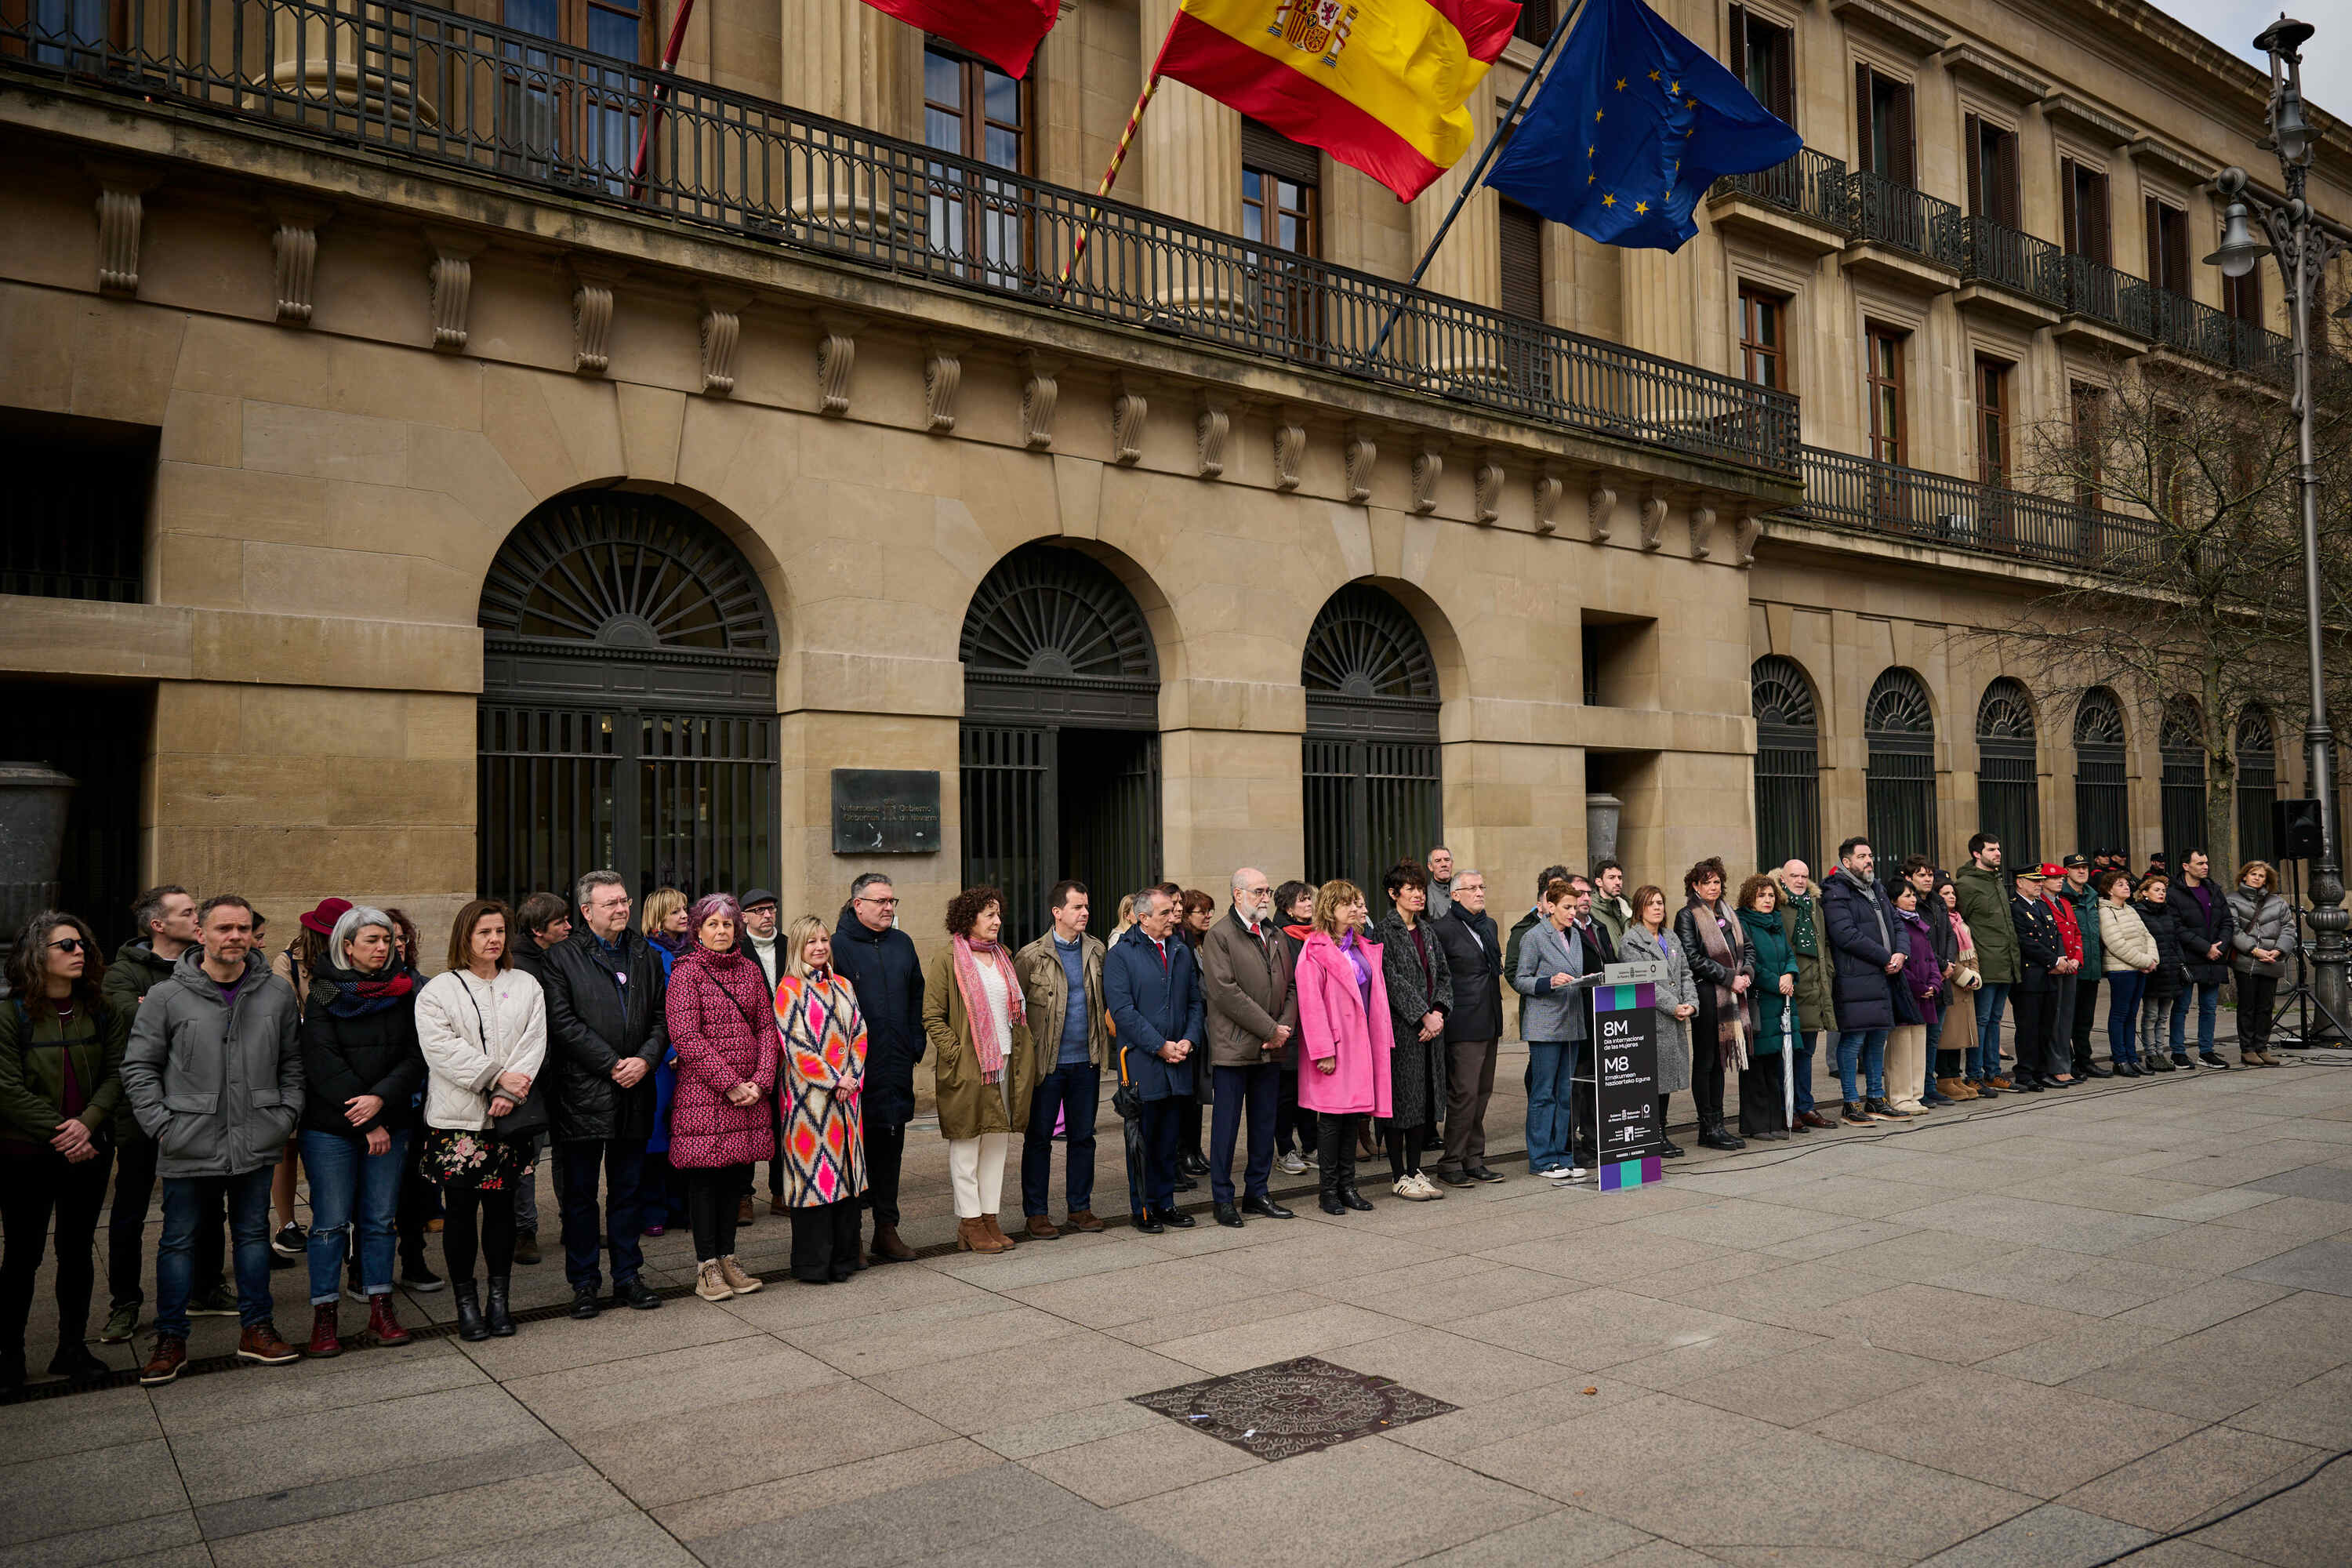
[1563,875,1614,1166]
[539,871,667,1317]
[1820,838,1900,1122]
[1430,869,1506,1187]
[2165,848,2237,1069]
[831,873,925,1261]
[2006,866,2065,1091]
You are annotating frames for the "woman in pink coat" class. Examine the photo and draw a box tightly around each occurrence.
[662,893,780,1304]
[1294,880,1392,1216]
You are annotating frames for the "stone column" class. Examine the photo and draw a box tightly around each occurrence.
[782,0,920,234]
[1136,0,1248,319]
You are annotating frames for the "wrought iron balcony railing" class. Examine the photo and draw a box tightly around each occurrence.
[1787,445,2158,572]
[1847,171,1962,268]
[2059,253,2157,338]
[0,0,1800,474]
[1711,147,1850,230]
[1958,216,2067,310]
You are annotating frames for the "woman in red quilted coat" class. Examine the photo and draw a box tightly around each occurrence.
[662,893,779,1303]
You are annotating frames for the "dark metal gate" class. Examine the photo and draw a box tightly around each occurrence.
[2161,699,2208,864]
[1301,585,1442,894]
[476,492,779,912]
[959,543,1161,948]
[2237,708,2277,867]
[1976,677,2041,869]
[1751,656,1820,874]
[0,681,151,953]
[2074,688,2129,857]
[1864,669,1937,873]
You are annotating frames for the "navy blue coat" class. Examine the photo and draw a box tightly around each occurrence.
[830,906,925,1128]
[1103,931,1207,1103]
[1820,869,1899,1033]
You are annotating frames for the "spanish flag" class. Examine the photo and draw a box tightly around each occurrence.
[1160,0,1522,201]
[859,0,1060,78]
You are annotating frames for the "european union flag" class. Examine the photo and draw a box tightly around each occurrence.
[1484,0,1799,252]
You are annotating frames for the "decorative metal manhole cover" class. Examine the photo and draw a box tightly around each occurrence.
[1130,1356,1457,1461]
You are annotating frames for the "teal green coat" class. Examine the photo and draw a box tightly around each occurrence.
[1736,907,1800,1054]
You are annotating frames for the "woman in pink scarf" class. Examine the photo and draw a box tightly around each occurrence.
[920,887,1038,1255]
[1933,873,1982,1101]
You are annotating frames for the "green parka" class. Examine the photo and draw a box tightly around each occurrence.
[0,995,129,1145]
[1770,876,1836,1033]
[1953,864,2020,985]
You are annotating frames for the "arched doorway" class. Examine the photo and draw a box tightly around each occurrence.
[1864,669,1936,872]
[2161,698,2208,864]
[2074,688,2129,857]
[1976,677,2040,868]
[2238,707,2278,866]
[959,542,1161,948]
[477,490,779,910]
[1301,583,1442,895]
[1751,656,1820,875]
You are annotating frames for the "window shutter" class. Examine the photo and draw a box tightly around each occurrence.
[1964,113,1982,216]
[1855,62,1872,172]
[1994,129,2020,227]
[2165,211,2190,292]
[1769,25,1794,122]
[1515,0,1553,45]
[2061,158,2078,253]
[2146,195,2161,284]
[1728,4,1747,78]
[1498,199,1545,322]
[1241,117,1319,187]
[1888,82,1915,187]
[2088,171,2111,264]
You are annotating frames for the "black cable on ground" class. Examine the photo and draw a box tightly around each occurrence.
[2075,1446,2352,1566]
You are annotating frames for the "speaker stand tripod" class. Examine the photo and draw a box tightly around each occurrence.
[2270,857,2349,1049]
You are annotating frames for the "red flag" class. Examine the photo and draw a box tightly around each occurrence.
[861,0,1061,78]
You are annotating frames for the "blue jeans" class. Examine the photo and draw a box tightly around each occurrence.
[1836,1029,1889,1105]
[1022,1061,1100,1217]
[2171,979,2222,1055]
[155,1165,275,1341]
[1208,1062,1279,1203]
[553,1137,648,1292]
[2106,970,2147,1064]
[1973,984,2011,1079]
[1526,1040,1577,1173]
[1922,1013,1946,1094]
[299,1127,407,1307]
[1791,1031,1818,1116]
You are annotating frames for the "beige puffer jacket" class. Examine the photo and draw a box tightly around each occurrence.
[2099,902,2158,973]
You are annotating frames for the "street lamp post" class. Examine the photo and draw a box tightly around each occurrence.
[2207,16,2350,1040]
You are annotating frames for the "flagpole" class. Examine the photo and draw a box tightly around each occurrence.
[1056,18,1181,296]
[627,0,699,198]
[1358,0,1586,372]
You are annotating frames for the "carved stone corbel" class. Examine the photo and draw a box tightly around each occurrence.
[1272,407,1307,492]
[568,260,626,376]
[1534,468,1563,534]
[268,204,329,325]
[1473,451,1505,524]
[1111,376,1149,464]
[1690,503,1719,560]
[423,229,482,352]
[1344,426,1377,504]
[920,334,966,430]
[90,165,159,297]
[1410,448,1443,515]
[699,290,750,396]
[1734,513,1763,567]
[1195,392,1230,479]
[1639,490,1669,552]
[815,311,862,416]
[1588,484,1617,543]
[1018,350,1061,450]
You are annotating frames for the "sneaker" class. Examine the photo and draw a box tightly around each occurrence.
[237,1323,301,1365]
[1409,1172,1446,1200]
[100,1304,140,1344]
[1542,1165,1578,1181]
[270,1221,306,1259]
[1278,1149,1308,1175]
[400,1262,445,1294]
[718,1256,762,1294]
[139,1337,187,1386]
[1842,1102,1875,1127]
[1392,1178,1423,1201]
[694,1260,733,1302]
[188,1285,239,1317]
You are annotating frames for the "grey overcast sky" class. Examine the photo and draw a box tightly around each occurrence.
[2153,2,2347,121]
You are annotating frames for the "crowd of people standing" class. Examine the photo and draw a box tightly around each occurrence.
[0,829,2304,1394]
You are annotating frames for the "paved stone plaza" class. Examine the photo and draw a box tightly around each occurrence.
[5,1051,2351,1568]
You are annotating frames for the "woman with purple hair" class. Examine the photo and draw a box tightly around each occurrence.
[662,893,779,1301]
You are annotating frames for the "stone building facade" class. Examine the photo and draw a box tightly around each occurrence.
[0,0,2343,961]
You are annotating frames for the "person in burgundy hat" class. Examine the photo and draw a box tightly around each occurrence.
[260,898,354,1266]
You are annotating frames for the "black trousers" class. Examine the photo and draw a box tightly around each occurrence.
[397,1131,437,1272]
[863,1120,907,1232]
[2,1144,109,1358]
[686,1164,748,1260]
[2238,971,2281,1054]
[1737,1054,1788,1135]
[1692,1032,1727,1128]
[108,1134,221,1309]
[1316,1113,1362,1196]
[789,1198,862,1283]
[2071,971,2102,1067]
[2012,986,2063,1079]
[442,1188,516,1283]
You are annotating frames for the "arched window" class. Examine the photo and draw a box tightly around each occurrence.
[2073,688,2129,858]
[960,542,1161,948]
[1751,656,1820,874]
[1976,677,2040,868]
[1302,583,1442,895]
[2238,706,2278,868]
[477,491,778,909]
[2161,698,2208,866]
[1864,669,1936,871]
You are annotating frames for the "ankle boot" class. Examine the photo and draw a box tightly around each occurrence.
[1697,1120,1745,1151]
[366,1293,411,1347]
[453,1282,488,1342]
[1336,1129,1374,1210]
[306,1302,342,1359]
[1317,1121,1348,1214]
[485,1276,517,1337]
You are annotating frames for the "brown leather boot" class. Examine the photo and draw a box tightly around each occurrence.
[982,1214,1017,1247]
[238,1322,300,1365]
[367,1294,411,1347]
[956,1217,1003,1254]
[139,1336,187,1385]
[1024,1214,1059,1240]
[872,1224,916,1262]
[305,1303,342,1359]
[1065,1209,1106,1233]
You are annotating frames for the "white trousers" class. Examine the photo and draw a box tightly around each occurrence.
[1886,1024,1928,1112]
[948,1132,1010,1218]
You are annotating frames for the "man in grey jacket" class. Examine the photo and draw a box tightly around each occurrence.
[122,895,303,1385]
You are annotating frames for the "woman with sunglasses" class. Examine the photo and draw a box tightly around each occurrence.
[0,913,126,1393]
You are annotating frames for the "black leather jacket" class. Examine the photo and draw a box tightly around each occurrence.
[539,926,668,1142]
